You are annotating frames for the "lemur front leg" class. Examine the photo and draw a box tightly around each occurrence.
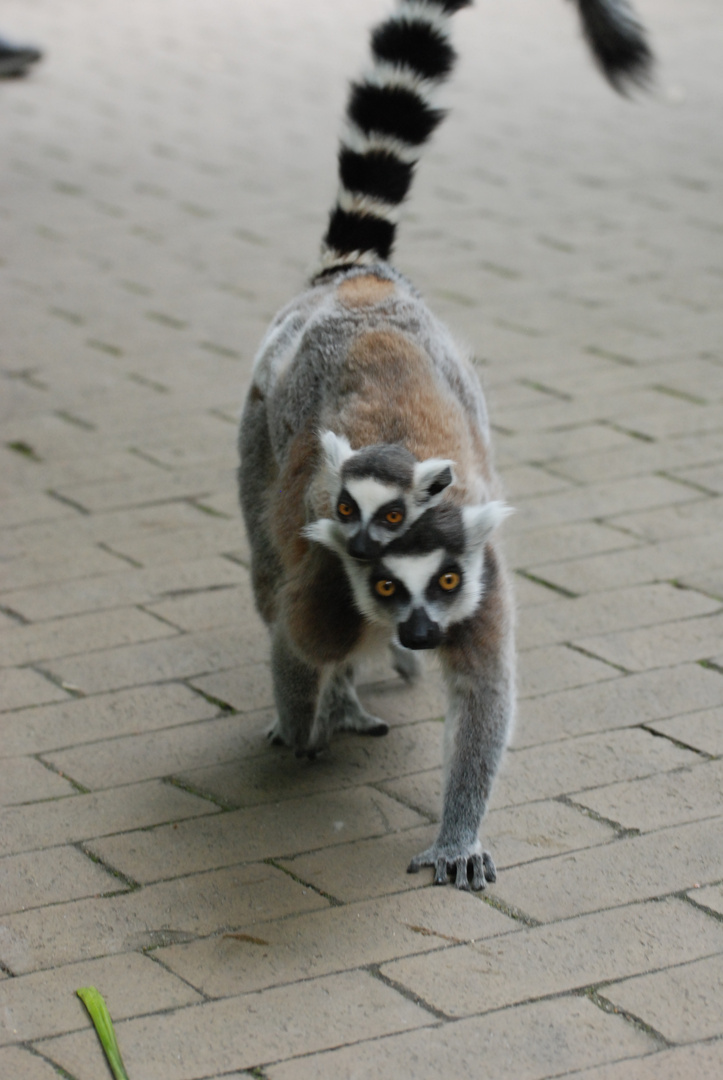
[408,550,515,890]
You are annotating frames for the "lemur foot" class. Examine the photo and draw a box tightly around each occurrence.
[267,716,324,758]
[407,842,496,892]
[333,708,388,737]
[266,716,286,746]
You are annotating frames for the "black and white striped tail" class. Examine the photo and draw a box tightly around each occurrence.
[316,0,653,274]
[573,0,653,92]
[318,0,472,273]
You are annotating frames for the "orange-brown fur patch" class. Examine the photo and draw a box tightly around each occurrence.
[336,330,493,499]
[337,275,396,309]
[269,426,319,569]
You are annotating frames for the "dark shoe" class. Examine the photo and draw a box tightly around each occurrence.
[0,37,43,78]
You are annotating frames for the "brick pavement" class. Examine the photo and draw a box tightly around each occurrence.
[1,0,722,1077]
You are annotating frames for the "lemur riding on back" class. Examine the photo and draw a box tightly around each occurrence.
[238,0,652,890]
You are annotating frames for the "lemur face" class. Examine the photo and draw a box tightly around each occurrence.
[306,500,512,649]
[320,430,454,560]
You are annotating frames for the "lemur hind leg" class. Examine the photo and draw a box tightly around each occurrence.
[408,548,515,891]
[316,664,388,742]
[268,622,321,758]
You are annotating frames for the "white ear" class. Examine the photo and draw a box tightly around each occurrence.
[319,429,353,474]
[412,458,455,507]
[462,501,514,549]
[303,517,346,555]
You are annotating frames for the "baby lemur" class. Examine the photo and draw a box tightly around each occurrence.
[238,0,651,889]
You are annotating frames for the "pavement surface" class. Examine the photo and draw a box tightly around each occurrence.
[1,0,722,1077]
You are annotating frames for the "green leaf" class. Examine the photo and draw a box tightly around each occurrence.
[76,987,131,1080]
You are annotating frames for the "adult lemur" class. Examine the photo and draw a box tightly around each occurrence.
[238,0,651,889]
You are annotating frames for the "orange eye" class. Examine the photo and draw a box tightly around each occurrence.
[439,572,460,592]
[385,509,404,525]
[375,579,396,598]
[338,502,353,518]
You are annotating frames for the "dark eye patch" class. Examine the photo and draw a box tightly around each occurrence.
[427,564,463,603]
[336,488,360,521]
[374,499,406,528]
[368,566,409,605]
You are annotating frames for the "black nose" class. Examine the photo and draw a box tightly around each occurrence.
[398,608,442,650]
[347,531,381,561]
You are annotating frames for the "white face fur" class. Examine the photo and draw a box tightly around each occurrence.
[306,500,511,650]
[319,429,456,559]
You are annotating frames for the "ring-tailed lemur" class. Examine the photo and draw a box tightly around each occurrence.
[238,0,652,890]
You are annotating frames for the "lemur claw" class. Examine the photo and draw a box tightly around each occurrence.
[408,844,496,892]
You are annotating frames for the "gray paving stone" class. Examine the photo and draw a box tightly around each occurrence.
[514,664,723,747]
[42,708,273,789]
[555,1041,723,1080]
[647,706,723,757]
[0,1047,61,1080]
[278,825,439,902]
[39,970,432,1080]
[0,683,217,757]
[155,888,516,997]
[2,556,243,621]
[86,787,426,882]
[527,531,723,596]
[0,952,201,1045]
[573,611,723,672]
[494,817,723,921]
[0,779,219,857]
[602,953,723,1044]
[690,883,723,917]
[44,625,270,694]
[0,607,177,667]
[0,544,128,593]
[174,720,445,809]
[0,863,328,975]
[0,669,70,713]
[516,584,720,651]
[574,759,723,833]
[492,727,698,808]
[379,897,723,1018]
[0,757,77,807]
[0,846,122,916]
[265,997,655,1080]
[518,643,619,697]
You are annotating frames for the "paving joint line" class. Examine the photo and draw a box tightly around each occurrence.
[679,885,723,923]
[27,1046,78,1080]
[96,540,143,568]
[75,841,141,893]
[367,963,449,1021]
[0,602,29,625]
[479,892,541,927]
[639,723,714,759]
[514,569,578,598]
[35,753,90,794]
[143,947,215,1004]
[183,681,239,713]
[555,794,640,838]
[582,987,672,1048]
[264,857,345,907]
[563,641,631,674]
[45,490,90,515]
[164,774,237,811]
